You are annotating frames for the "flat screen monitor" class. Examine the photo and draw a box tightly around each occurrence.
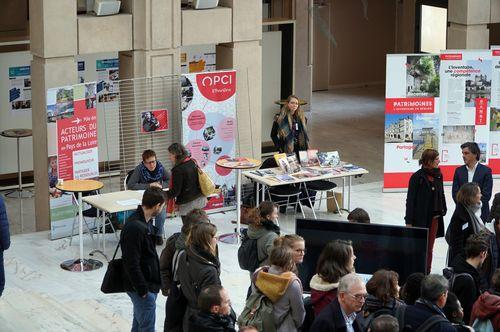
[296,219,428,292]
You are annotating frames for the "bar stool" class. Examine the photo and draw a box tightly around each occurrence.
[1,128,33,198]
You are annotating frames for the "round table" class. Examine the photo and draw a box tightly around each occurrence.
[1,128,33,199]
[56,179,104,272]
[216,158,261,244]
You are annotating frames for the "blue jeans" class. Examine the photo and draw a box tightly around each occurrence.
[154,207,166,236]
[127,291,158,332]
[0,250,4,297]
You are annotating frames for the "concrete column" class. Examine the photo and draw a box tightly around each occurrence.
[217,41,262,160]
[448,0,490,49]
[295,0,313,111]
[30,0,78,231]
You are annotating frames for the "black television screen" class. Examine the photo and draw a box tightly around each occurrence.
[295,218,428,292]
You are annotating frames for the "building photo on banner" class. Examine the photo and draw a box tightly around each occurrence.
[181,70,237,210]
[384,49,500,191]
[46,83,99,239]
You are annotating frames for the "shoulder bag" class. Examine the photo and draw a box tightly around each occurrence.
[101,242,125,294]
[197,164,215,196]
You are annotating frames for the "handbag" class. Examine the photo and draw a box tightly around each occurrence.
[165,250,188,330]
[101,242,125,294]
[197,165,215,196]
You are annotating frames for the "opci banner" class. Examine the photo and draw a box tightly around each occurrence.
[181,71,237,210]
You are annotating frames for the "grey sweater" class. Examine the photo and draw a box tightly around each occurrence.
[247,225,279,266]
[258,266,305,332]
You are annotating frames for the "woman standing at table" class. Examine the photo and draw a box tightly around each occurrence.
[271,95,309,155]
[166,143,207,224]
[405,149,447,273]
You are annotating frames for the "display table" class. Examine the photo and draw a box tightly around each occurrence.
[216,157,261,244]
[243,164,369,216]
[83,190,144,254]
[56,179,104,272]
[1,128,33,198]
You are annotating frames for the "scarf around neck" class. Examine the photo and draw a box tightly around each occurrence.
[465,203,486,234]
[277,113,309,154]
[139,160,165,183]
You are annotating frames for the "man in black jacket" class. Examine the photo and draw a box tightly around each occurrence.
[404,274,456,332]
[310,273,366,331]
[452,141,493,223]
[122,187,165,332]
[188,285,236,332]
[449,233,488,325]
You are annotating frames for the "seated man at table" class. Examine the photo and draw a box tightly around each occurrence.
[128,149,170,245]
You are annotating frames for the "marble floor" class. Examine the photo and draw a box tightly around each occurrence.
[2,179,499,331]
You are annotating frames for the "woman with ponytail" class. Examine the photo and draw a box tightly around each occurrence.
[247,201,281,268]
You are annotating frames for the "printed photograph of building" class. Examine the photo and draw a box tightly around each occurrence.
[406,55,440,97]
[412,113,439,159]
[443,125,475,144]
[465,59,491,107]
[385,114,413,143]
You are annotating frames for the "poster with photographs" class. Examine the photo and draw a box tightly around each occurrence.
[439,50,491,169]
[46,82,99,239]
[181,71,237,210]
[141,109,169,133]
[384,54,440,190]
[489,47,500,171]
[181,45,216,74]
[96,58,119,103]
[9,66,31,113]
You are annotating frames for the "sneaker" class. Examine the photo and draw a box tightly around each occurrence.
[156,236,164,246]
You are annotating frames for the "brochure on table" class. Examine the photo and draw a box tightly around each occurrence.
[438,50,491,179]
[181,70,237,211]
[384,54,441,190]
[47,82,99,240]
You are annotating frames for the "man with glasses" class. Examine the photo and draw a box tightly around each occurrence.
[404,274,456,331]
[310,273,366,331]
[128,149,170,245]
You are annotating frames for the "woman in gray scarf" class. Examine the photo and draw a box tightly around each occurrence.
[447,182,486,263]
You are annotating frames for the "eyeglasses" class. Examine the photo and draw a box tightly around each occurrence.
[144,159,157,165]
[347,293,368,302]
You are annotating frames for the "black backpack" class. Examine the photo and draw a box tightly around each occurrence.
[442,267,474,292]
[361,305,407,332]
[238,228,263,272]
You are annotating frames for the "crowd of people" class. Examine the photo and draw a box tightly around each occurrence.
[3,101,500,332]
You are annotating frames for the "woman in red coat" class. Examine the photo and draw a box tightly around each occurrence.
[309,239,356,316]
[470,268,500,329]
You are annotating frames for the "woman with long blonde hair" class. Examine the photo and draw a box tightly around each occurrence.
[271,95,309,154]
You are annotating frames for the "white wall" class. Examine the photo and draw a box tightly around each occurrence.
[0,51,118,175]
[261,31,282,143]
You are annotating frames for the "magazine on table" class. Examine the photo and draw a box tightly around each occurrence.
[317,151,340,167]
[274,153,301,173]
[291,171,316,179]
[250,169,275,177]
[299,149,319,166]
[275,174,296,182]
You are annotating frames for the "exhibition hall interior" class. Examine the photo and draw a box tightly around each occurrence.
[1,0,500,331]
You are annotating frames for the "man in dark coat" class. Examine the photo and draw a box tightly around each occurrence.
[310,273,366,332]
[188,285,236,332]
[121,187,165,332]
[404,274,456,332]
[449,234,488,325]
[452,142,493,223]
[0,197,10,297]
